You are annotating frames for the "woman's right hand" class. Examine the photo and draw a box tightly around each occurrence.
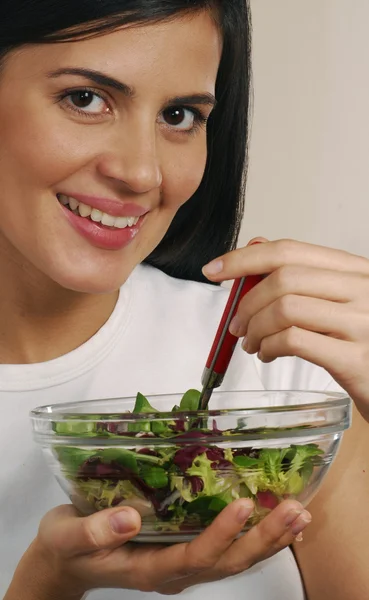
[5,499,311,599]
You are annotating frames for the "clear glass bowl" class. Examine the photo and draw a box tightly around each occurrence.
[30,390,351,543]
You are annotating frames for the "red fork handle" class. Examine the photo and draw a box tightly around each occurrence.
[203,274,263,386]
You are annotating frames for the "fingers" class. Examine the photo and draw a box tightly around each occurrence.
[221,500,311,572]
[231,266,364,338]
[37,500,312,596]
[255,326,356,378]
[247,236,269,245]
[39,504,141,557]
[158,500,311,594]
[180,498,254,573]
[253,327,369,416]
[137,499,254,589]
[202,239,369,282]
[245,295,369,353]
[203,239,369,359]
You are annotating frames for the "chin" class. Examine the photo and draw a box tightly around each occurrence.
[29,236,146,294]
[48,263,136,295]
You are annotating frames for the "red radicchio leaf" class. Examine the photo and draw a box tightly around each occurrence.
[137,448,160,457]
[188,476,204,494]
[257,491,279,510]
[206,447,225,462]
[173,445,208,472]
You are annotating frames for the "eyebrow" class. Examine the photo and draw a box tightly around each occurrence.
[47,68,135,95]
[169,94,216,108]
[47,67,216,107]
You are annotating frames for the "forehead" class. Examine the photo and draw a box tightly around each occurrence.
[5,12,222,94]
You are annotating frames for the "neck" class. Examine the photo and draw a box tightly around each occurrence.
[0,239,118,364]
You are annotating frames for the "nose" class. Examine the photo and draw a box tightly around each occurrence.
[97,124,163,194]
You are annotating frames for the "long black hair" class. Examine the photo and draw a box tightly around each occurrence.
[0,0,252,283]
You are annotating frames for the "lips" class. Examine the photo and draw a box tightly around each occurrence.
[58,193,149,218]
[57,194,140,229]
[57,193,147,251]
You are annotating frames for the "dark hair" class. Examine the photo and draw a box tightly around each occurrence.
[0,0,252,283]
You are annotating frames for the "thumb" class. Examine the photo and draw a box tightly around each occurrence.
[39,504,141,557]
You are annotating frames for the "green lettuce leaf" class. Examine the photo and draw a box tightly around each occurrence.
[76,478,143,510]
[128,392,159,433]
[235,444,323,496]
[179,389,201,411]
[170,475,196,503]
[54,446,94,475]
[53,415,101,437]
[101,448,139,473]
[186,496,227,519]
[140,465,168,489]
[133,392,159,414]
[186,453,236,498]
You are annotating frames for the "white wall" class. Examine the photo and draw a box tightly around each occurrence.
[239,0,369,258]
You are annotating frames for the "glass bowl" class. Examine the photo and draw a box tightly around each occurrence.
[30,390,351,543]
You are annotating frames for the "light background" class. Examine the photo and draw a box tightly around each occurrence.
[239,0,369,257]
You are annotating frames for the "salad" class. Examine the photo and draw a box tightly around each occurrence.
[53,390,324,530]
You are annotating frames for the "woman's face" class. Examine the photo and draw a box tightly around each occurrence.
[0,12,221,293]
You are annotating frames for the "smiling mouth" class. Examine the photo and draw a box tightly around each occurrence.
[57,194,140,230]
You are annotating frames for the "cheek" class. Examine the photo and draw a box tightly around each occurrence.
[161,137,208,210]
[0,129,80,194]
[0,95,97,207]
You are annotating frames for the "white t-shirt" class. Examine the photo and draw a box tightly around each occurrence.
[0,263,339,600]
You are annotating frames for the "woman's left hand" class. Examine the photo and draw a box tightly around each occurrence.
[203,238,369,422]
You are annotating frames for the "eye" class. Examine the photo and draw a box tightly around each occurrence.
[60,89,111,116]
[159,106,201,131]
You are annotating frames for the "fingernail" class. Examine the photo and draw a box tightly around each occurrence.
[285,508,303,527]
[202,259,223,276]
[229,315,242,336]
[237,500,254,523]
[110,511,136,534]
[247,239,265,246]
[290,511,312,536]
[241,336,249,351]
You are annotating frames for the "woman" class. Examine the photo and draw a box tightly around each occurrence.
[1,1,368,599]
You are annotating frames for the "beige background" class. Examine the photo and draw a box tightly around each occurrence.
[239,0,369,257]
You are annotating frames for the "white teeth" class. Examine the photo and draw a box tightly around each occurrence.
[78,202,92,218]
[90,208,103,222]
[69,197,79,211]
[101,213,116,227]
[115,217,128,229]
[58,195,141,228]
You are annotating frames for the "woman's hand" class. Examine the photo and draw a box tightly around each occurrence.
[203,238,369,422]
[5,499,311,599]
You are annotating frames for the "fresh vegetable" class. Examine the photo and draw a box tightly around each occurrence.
[53,390,324,532]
